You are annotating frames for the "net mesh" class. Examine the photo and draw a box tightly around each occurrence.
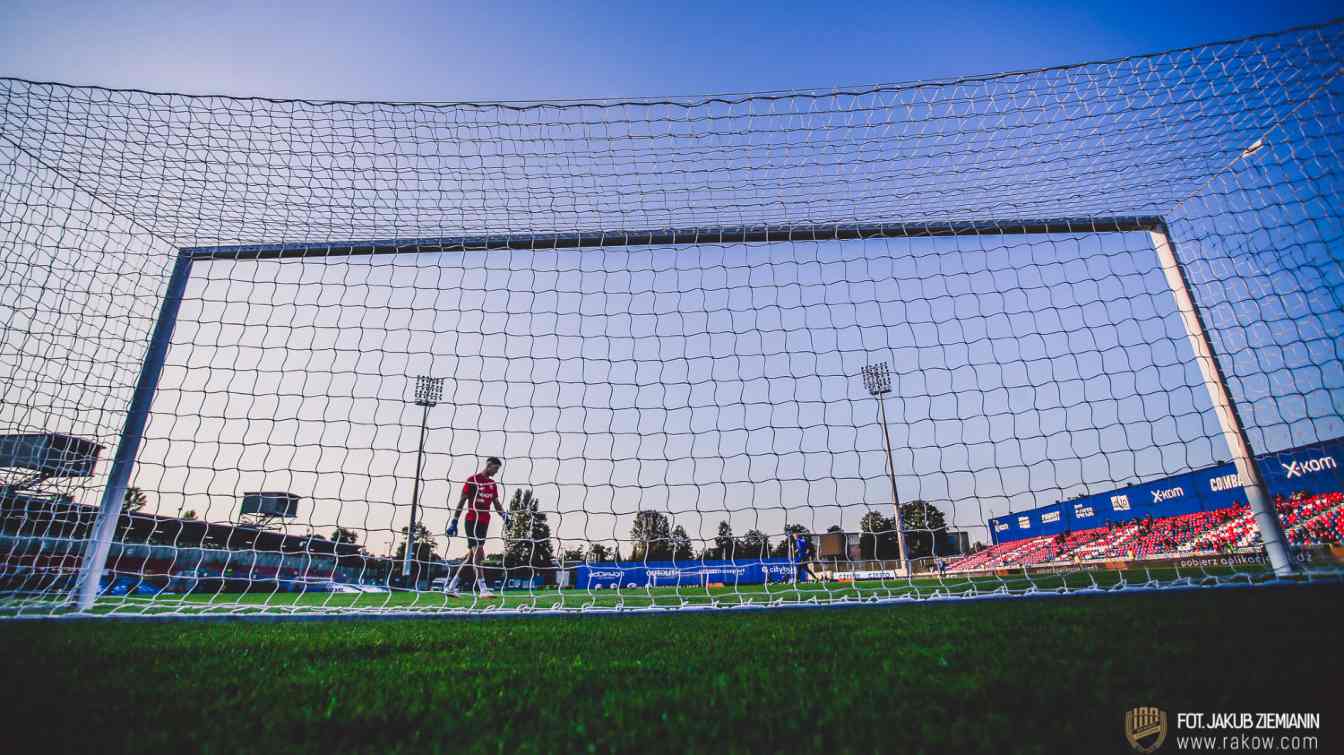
[1,22,1342,617]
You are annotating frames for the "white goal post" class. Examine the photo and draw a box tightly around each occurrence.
[73,217,1296,610]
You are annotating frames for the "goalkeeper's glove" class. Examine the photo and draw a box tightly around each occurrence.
[446,520,458,537]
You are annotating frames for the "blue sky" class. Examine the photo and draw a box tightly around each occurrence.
[1,1,1340,101]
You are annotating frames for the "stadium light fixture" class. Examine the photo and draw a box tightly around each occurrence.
[403,375,445,581]
[862,362,910,575]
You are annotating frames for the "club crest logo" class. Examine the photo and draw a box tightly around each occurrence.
[1124,707,1168,753]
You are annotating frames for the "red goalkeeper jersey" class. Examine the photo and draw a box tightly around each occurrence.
[462,473,499,523]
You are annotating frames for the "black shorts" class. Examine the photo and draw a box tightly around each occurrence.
[465,518,490,548]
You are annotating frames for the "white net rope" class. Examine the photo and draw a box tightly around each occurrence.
[1,22,1342,616]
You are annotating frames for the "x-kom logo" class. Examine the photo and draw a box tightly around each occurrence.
[1151,487,1183,504]
[1283,456,1338,479]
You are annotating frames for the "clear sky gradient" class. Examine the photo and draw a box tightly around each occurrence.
[0,1,1339,101]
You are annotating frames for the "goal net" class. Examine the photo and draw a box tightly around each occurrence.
[2,23,1343,617]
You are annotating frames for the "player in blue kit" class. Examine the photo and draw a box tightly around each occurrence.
[792,531,818,583]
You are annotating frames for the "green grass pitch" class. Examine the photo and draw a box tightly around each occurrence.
[0,582,1339,753]
[31,565,1320,617]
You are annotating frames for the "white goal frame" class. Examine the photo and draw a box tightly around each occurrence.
[72,216,1297,611]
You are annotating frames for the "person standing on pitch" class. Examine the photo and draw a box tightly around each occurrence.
[792,531,818,584]
[445,456,508,597]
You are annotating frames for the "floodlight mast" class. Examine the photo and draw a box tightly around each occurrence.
[862,362,910,576]
[402,375,445,583]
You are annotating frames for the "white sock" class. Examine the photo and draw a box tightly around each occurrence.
[476,579,487,591]
[447,576,459,590]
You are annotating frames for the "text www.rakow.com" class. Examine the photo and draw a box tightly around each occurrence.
[1177,734,1319,751]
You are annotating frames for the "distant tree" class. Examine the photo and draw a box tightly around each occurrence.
[860,511,901,560]
[714,521,735,560]
[393,522,438,566]
[736,529,770,560]
[331,527,360,545]
[826,524,844,533]
[586,543,612,563]
[180,509,198,521]
[114,487,150,541]
[670,525,694,561]
[629,510,673,561]
[504,488,555,570]
[561,546,586,565]
[900,500,948,558]
[122,486,149,514]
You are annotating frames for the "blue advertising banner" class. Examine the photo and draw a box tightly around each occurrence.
[988,437,1344,544]
[573,558,797,589]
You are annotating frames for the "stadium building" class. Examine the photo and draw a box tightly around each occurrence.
[0,491,411,596]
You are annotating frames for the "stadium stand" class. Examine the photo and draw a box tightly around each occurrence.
[941,539,1042,571]
[0,490,408,594]
[1284,492,1344,546]
[948,492,1343,572]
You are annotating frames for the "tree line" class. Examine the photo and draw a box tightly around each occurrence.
[119,486,950,566]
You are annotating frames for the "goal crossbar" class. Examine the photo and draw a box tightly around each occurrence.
[180,216,1169,261]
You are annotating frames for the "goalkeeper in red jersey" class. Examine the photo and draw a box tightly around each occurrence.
[444,456,508,597]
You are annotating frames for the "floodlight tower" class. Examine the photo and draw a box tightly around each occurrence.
[862,362,910,575]
[402,375,444,582]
